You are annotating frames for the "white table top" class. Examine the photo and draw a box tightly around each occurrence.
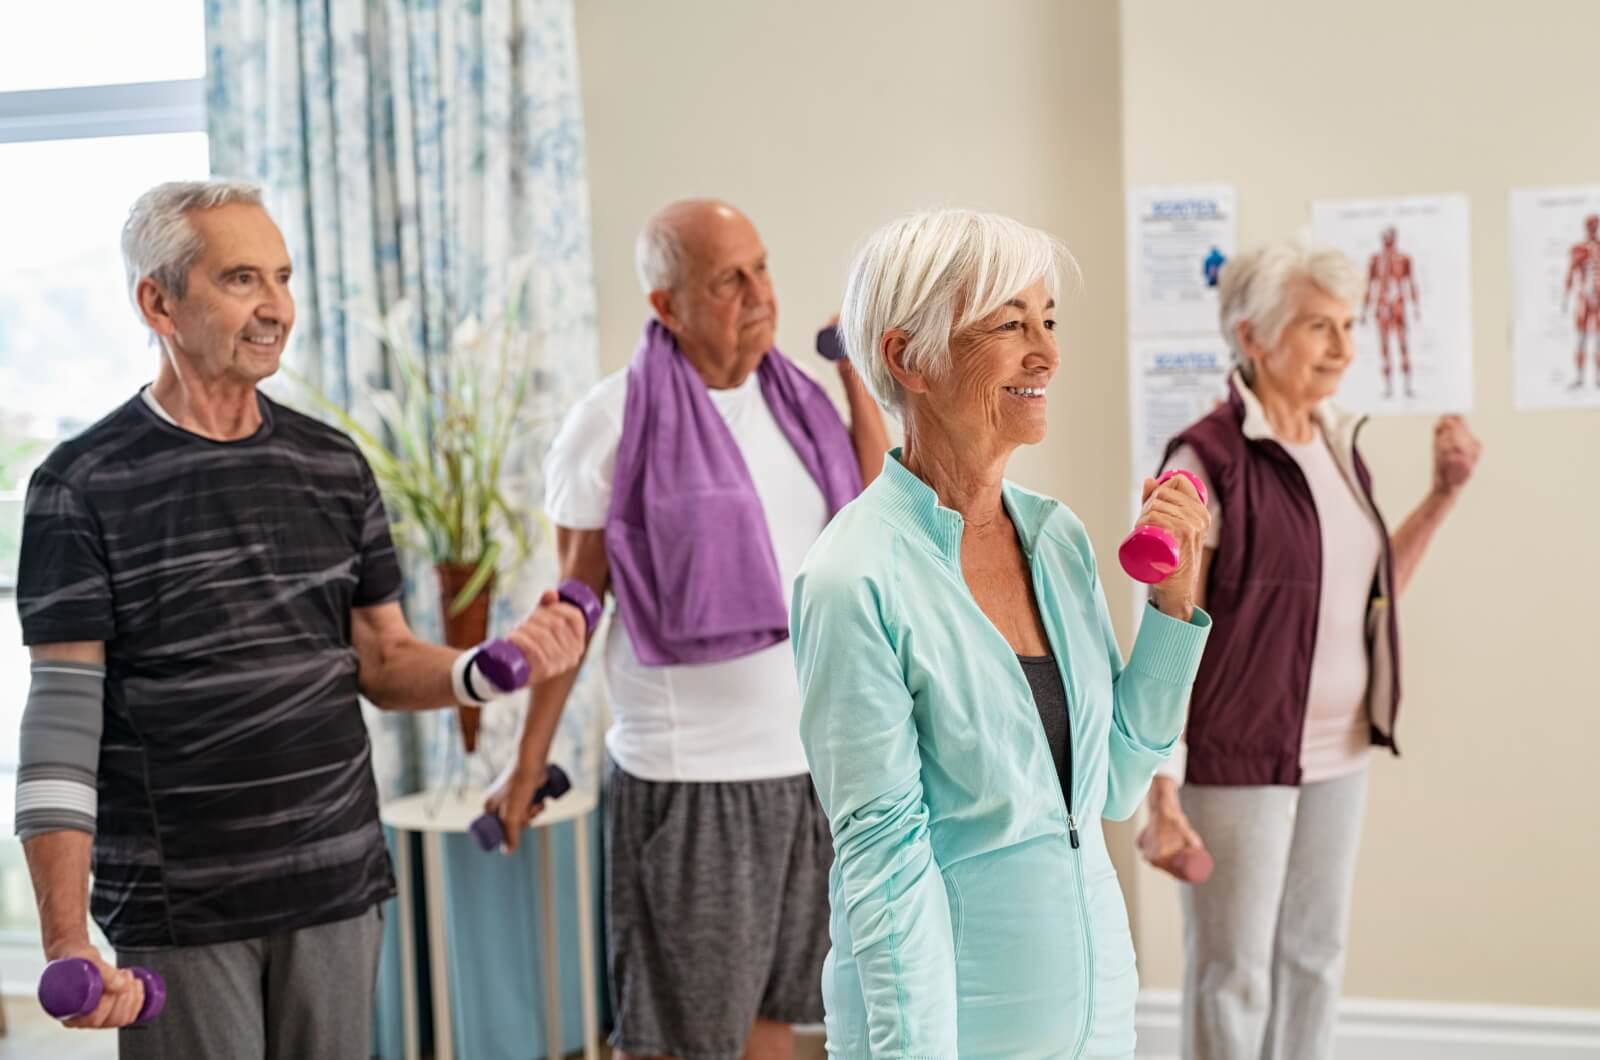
[380,785,598,834]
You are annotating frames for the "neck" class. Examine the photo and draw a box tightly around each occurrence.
[1246,373,1317,444]
[151,354,264,441]
[900,413,1011,531]
[674,335,762,390]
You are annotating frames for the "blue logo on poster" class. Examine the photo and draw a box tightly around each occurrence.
[1203,247,1226,287]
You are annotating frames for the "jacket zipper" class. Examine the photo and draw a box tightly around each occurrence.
[1026,553,1094,1060]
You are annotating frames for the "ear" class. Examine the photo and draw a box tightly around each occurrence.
[880,329,929,397]
[136,276,179,340]
[1235,319,1266,374]
[648,288,681,333]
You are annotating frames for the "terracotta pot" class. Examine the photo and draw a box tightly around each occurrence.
[435,562,495,753]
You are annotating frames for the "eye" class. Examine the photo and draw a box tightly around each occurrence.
[997,319,1023,331]
[1044,318,1057,331]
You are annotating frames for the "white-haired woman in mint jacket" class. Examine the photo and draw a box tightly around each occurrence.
[790,210,1212,1059]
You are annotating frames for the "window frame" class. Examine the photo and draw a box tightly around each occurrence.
[0,72,207,974]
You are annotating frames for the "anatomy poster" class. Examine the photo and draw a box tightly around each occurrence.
[1510,185,1600,410]
[1311,195,1473,415]
[1126,184,1237,337]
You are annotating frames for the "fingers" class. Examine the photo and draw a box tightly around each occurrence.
[66,966,144,1029]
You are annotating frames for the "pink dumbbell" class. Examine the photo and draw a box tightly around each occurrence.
[1119,469,1207,584]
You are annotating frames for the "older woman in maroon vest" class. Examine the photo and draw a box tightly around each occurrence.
[1135,236,1481,1060]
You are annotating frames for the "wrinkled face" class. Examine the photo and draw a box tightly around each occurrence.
[1381,226,1397,250]
[918,278,1059,451]
[662,206,776,374]
[1248,278,1355,405]
[157,203,295,384]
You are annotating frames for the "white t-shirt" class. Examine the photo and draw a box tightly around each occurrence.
[1161,426,1382,784]
[544,369,830,782]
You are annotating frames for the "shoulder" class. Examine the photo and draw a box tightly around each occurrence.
[1017,486,1097,578]
[267,395,364,456]
[33,397,149,491]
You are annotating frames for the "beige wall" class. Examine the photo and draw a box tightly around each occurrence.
[1122,0,1600,1008]
[574,0,1599,1013]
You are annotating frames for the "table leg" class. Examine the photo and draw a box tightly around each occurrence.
[394,829,421,1060]
[423,831,454,1060]
[575,815,600,1060]
[538,828,562,1060]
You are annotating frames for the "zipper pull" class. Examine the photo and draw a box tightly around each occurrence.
[1068,813,1080,849]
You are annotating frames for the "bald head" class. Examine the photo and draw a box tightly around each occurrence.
[635,199,754,295]
[635,198,778,386]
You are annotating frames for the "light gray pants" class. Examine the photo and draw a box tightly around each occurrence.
[116,905,382,1060]
[1178,769,1369,1060]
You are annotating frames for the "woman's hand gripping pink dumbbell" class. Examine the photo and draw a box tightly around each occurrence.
[1119,469,1209,585]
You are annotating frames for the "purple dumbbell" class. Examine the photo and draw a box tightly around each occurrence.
[470,764,574,851]
[39,957,166,1025]
[1119,469,1208,584]
[470,579,604,694]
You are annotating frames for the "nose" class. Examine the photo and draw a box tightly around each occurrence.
[1025,322,1060,373]
[257,279,294,326]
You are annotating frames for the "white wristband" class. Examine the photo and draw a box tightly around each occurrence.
[450,649,490,707]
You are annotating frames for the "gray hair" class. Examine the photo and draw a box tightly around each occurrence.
[840,209,1075,415]
[121,179,266,312]
[1217,234,1363,372]
[635,208,691,295]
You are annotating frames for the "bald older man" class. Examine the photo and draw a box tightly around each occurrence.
[485,201,889,1060]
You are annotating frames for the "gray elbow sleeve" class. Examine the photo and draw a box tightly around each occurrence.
[15,661,105,841]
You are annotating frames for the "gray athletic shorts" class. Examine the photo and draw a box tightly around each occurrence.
[605,759,831,1060]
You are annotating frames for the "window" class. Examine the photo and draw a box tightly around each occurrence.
[0,1,207,963]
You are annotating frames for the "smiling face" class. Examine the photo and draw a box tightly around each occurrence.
[912,277,1059,454]
[143,202,295,385]
[1244,277,1356,405]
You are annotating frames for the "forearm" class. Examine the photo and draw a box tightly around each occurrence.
[23,831,94,958]
[512,662,585,766]
[360,638,462,711]
[1391,488,1459,596]
[840,362,890,485]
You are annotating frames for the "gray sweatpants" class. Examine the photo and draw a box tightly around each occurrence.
[116,905,382,1060]
[1178,769,1369,1060]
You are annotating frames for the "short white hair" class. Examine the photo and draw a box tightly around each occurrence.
[840,209,1075,415]
[635,209,690,294]
[121,179,265,313]
[1218,234,1363,370]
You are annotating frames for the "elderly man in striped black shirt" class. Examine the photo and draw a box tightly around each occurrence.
[14,179,588,1059]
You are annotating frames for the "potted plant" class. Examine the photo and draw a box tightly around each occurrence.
[295,260,549,752]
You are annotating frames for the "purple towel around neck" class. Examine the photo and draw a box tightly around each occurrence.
[604,319,863,666]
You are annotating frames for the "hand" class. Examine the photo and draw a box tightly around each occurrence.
[482,755,550,854]
[1136,791,1209,882]
[48,943,146,1030]
[1431,415,1481,498]
[504,590,587,683]
[1136,474,1210,620]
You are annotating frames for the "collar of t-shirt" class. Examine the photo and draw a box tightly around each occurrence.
[140,385,178,424]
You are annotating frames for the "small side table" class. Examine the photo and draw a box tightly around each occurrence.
[380,787,601,1060]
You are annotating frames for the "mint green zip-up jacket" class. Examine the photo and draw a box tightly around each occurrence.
[791,453,1211,1059]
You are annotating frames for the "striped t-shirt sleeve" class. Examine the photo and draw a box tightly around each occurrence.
[16,467,114,645]
[352,454,404,608]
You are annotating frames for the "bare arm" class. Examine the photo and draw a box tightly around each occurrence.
[351,603,460,710]
[484,526,608,851]
[1391,416,1482,597]
[838,359,890,485]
